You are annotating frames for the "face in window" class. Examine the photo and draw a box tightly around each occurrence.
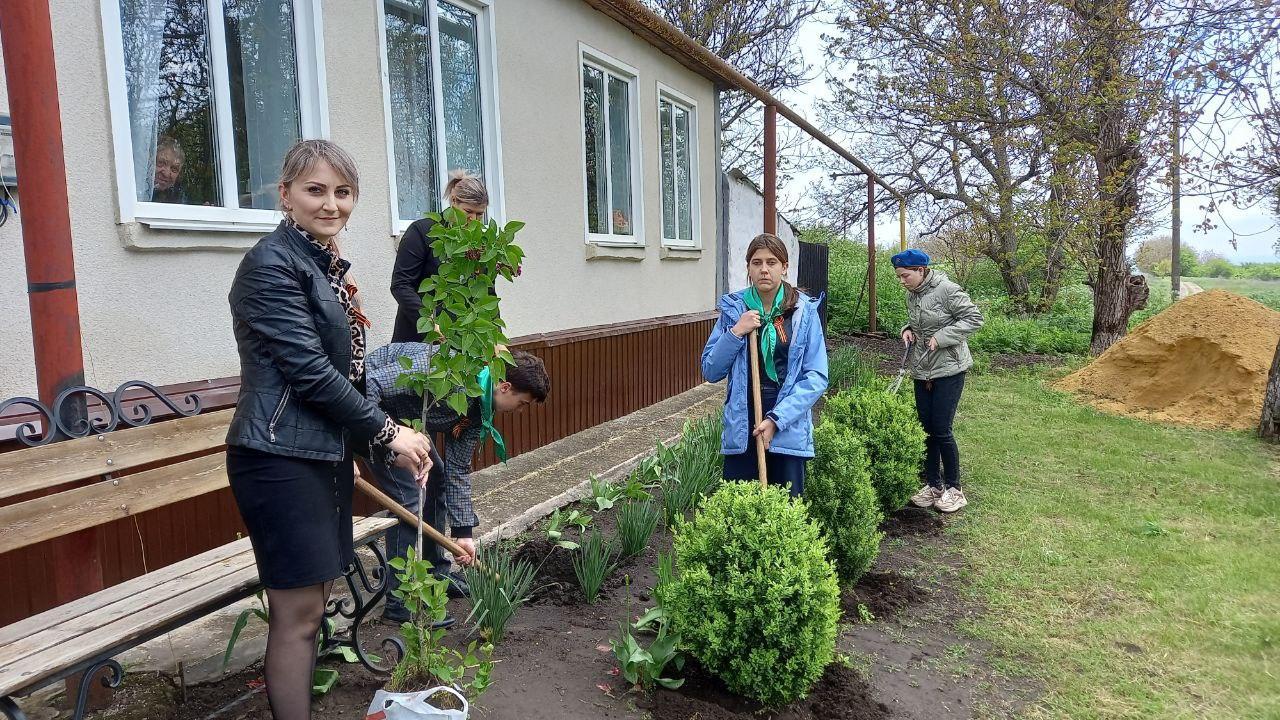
[153,147,184,193]
[611,208,630,234]
[279,160,357,242]
[748,249,787,294]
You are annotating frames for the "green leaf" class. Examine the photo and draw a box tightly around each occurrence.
[222,609,257,669]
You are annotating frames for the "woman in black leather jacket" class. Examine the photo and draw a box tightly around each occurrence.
[226,140,433,720]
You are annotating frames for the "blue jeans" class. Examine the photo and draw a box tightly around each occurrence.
[370,446,450,611]
[913,372,966,489]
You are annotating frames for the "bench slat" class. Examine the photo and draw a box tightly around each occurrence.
[0,537,254,647]
[0,454,231,556]
[0,409,233,502]
[0,517,395,697]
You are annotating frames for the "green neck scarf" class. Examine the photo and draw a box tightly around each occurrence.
[477,366,508,462]
[744,287,785,382]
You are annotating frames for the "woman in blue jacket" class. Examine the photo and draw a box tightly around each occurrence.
[702,233,829,496]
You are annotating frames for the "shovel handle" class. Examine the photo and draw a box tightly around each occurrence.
[749,329,768,488]
[353,459,494,579]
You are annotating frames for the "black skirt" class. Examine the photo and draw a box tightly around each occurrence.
[226,446,354,589]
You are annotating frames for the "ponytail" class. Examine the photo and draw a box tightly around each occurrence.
[444,169,489,209]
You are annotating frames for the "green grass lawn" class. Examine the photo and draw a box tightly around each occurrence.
[1145,275,1280,312]
[951,368,1280,719]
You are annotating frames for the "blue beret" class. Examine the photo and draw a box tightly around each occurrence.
[891,249,931,268]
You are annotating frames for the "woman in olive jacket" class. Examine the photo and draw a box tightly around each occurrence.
[893,249,984,514]
[227,140,433,720]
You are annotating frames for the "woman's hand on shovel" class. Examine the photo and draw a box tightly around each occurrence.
[732,310,762,338]
[389,426,434,485]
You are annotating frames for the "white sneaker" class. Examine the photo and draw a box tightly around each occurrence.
[910,485,943,508]
[935,488,967,513]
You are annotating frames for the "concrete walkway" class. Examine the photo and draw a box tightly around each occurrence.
[15,383,723,719]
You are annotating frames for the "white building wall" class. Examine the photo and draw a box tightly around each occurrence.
[0,0,720,396]
[725,170,799,295]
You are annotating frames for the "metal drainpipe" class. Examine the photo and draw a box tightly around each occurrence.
[1,0,101,610]
[763,104,777,235]
[714,88,729,298]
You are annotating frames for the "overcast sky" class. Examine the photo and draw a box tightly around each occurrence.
[779,14,1279,262]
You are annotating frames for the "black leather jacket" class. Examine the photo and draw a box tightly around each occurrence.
[226,222,390,461]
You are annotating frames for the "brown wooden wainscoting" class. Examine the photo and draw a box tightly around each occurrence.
[0,311,716,625]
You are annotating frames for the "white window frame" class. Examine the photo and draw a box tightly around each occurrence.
[656,82,701,249]
[578,44,644,247]
[376,0,505,235]
[100,0,329,234]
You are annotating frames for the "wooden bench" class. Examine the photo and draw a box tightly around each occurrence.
[0,388,399,720]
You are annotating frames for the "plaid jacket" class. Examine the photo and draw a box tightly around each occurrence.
[365,342,482,530]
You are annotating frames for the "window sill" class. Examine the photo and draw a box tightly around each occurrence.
[117,219,270,250]
[660,245,702,260]
[585,243,646,262]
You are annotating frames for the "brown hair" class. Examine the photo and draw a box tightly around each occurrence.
[506,350,550,402]
[745,233,799,313]
[445,169,489,209]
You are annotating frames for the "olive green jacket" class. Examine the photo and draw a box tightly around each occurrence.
[901,270,984,380]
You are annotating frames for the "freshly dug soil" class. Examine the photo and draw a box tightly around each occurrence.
[843,571,932,620]
[881,507,943,539]
[1056,290,1280,430]
[646,661,891,720]
[512,537,582,605]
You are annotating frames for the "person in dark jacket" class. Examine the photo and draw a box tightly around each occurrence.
[226,139,433,720]
[389,170,491,343]
[364,342,550,624]
[703,233,828,497]
[893,248,984,514]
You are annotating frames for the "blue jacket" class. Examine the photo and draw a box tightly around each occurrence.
[701,290,828,458]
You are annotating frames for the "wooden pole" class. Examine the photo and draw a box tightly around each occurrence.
[1171,92,1182,302]
[353,462,492,577]
[867,180,878,334]
[748,329,768,488]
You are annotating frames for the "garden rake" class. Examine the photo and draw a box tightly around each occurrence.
[889,341,913,394]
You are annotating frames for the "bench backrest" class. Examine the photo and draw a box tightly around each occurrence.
[0,408,234,556]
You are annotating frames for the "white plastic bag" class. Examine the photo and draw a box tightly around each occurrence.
[364,686,469,720]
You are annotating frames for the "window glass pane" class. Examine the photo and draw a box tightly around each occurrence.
[119,0,219,206]
[385,0,438,220]
[660,100,676,239]
[607,75,632,236]
[675,105,693,241]
[582,65,607,234]
[438,2,484,179]
[224,0,302,210]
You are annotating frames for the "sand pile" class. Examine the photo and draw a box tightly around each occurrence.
[1056,290,1280,430]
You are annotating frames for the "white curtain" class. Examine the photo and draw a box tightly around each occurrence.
[386,0,438,220]
[119,0,168,202]
[226,0,301,209]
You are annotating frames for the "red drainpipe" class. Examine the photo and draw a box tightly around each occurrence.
[0,0,101,605]
[763,104,777,235]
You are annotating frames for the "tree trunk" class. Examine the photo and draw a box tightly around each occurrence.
[1261,338,1280,442]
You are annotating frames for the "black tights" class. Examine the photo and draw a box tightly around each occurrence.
[264,581,333,720]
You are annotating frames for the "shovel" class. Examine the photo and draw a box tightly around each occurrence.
[889,341,913,394]
[749,329,768,489]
